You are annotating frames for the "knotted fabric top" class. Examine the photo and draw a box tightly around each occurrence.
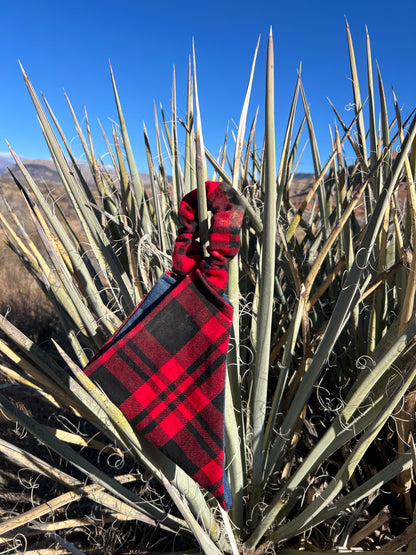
[172,180,245,294]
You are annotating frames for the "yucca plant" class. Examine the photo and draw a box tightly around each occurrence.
[1,22,416,553]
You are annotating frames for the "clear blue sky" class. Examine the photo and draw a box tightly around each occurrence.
[2,0,416,174]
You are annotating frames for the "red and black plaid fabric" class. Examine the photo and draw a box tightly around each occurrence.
[84,181,245,508]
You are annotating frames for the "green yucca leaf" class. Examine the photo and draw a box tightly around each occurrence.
[153,101,169,191]
[11,174,105,344]
[328,99,370,172]
[329,125,342,233]
[231,35,260,191]
[305,451,412,532]
[0,438,84,487]
[20,66,137,315]
[0,338,77,413]
[112,128,135,219]
[160,101,174,163]
[394,97,416,333]
[0,467,167,538]
[184,57,196,195]
[262,257,305,452]
[247,403,378,548]
[110,128,144,299]
[377,62,390,157]
[0,202,52,289]
[42,93,98,207]
[7,146,120,338]
[264,109,416,482]
[222,34,259,527]
[268,354,416,543]
[204,147,263,234]
[299,81,331,246]
[98,118,119,178]
[277,71,301,211]
[143,121,168,254]
[205,148,232,184]
[222,124,230,166]
[171,66,185,208]
[285,109,361,242]
[109,63,153,237]
[0,317,123,436]
[283,116,307,211]
[0,364,61,411]
[288,116,307,177]
[0,392,185,533]
[242,107,259,185]
[224,366,246,529]
[83,111,124,238]
[346,18,368,162]
[161,476,224,555]
[369,64,394,350]
[334,124,355,267]
[265,148,380,452]
[154,102,177,250]
[212,124,229,182]
[64,93,96,184]
[366,27,378,189]
[251,28,276,499]
[247,316,416,548]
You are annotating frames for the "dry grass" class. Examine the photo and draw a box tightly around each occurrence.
[0,248,60,344]
[0,167,81,345]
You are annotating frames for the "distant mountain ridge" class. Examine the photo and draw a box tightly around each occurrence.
[0,156,157,187]
[0,155,14,174]
[0,155,314,192]
[1,159,62,184]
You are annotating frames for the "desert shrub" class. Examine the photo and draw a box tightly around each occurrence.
[1,24,416,553]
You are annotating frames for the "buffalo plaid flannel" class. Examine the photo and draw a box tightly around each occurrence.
[84,181,245,509]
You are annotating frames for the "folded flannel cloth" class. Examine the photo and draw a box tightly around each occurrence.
[83,180,245,509]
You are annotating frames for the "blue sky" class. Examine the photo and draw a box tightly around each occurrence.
[2,0,416,174]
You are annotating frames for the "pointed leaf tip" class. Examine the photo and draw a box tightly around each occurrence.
[19,61,28,79]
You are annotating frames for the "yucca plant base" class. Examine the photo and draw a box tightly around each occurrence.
[2,23,416,553]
